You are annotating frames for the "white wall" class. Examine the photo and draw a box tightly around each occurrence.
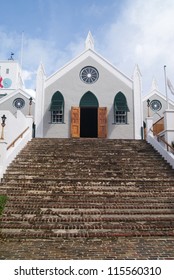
[0,111,33,178]
[0,110,29,145]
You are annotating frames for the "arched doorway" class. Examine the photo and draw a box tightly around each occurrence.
[79,91,99,138]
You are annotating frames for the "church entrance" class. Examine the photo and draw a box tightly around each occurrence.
[80,107,98,138]
[71,91,107,138]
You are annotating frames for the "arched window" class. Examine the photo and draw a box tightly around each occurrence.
[114,92,129,124]
[50,91,64,123]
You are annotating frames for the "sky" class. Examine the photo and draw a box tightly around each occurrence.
[0,0,174,98]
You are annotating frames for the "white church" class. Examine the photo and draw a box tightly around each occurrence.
[0,32,174,176]
[35,32,142,140]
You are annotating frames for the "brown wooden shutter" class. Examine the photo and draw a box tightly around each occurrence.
[98,107,107,138]
[71,107,80,138]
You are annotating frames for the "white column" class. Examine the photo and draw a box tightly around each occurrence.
[164,109,174,145]
[26,115,34,140]
[146,117,153,138]
[0,140,7,178]
[133,65,143,139]
[35,63,46,138]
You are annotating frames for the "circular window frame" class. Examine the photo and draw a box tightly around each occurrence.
[13,98,25,109]
[150,100,162,111]
[80,66,99,84]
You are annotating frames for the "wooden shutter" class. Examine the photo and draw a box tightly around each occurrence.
[71,107,80,138]
[98,107,107,138]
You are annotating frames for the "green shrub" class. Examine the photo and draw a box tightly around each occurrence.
[0,195,7,215]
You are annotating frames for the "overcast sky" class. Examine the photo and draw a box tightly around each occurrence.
[0,0,174,98]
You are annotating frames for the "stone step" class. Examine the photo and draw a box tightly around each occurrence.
[2,208,174,216]
[2,185,174,193]
[3,190,174,199]
[1,138,174,240]
[3,202,174,212]
[1,220,174,231]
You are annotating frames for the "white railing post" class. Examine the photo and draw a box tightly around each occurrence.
[164,109,174,146]
[26,115,33,140]
[0,140,7,178]
[145,117,153,138]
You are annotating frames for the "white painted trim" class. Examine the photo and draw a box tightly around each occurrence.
[133,65,143,139]
[0,88,35,104]
[35,64,45,137]
[143,89,174,106]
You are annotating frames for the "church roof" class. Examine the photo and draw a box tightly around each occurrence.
[0,88,35,105]
[46,46,133,88]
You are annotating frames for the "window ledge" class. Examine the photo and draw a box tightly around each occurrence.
[112,123,129,125]
[49,122,66,124]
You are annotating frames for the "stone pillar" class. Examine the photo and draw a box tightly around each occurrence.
[164,109,174,145]
[146,117,153,138]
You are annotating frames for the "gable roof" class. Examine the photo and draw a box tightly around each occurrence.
[46,48,133,88]
[0,88,35,105]
[142,88,174,106]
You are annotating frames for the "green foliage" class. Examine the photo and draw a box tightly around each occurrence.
[0,195,7,215]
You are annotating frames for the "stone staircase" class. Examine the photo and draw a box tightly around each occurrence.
[0,138,174,240]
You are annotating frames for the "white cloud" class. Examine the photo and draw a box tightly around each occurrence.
[21,35,84,89]
[0,29,21,60]
[1,0,174,99]
[98,0,174,96]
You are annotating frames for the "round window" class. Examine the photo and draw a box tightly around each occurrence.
[80,66,99,84]
[13,98,25,109]
[150,100,162,111]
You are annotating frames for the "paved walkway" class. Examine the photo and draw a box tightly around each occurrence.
[0,237,174,259]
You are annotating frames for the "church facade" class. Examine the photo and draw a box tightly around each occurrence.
[2,32,174,141]
[35,32,143,139]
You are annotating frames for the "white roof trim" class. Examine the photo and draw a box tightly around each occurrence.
[0,88,35,105]
[46,49,133,88]
[143,89,174,106]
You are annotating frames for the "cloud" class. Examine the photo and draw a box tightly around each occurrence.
[0,28,21,60]
[98,0,174,96]
[1,0,174,99]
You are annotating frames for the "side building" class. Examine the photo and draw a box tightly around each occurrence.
[0,59,35,119]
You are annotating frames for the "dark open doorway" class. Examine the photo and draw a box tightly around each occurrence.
[80,107,98,138]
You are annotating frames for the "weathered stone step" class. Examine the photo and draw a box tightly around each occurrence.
[12,154,165,163]
[3,176,174,184]
[3,202,174,211]
[1,220,174,232]
[2,180,174,188]
[3,191,174,200]
[2,229,174,239]
[2,214,174,222]
[2,208,174,217]
[1,138,174,241]
[5,166,174,174]
[3,203,174,214]
[2,185,174,193]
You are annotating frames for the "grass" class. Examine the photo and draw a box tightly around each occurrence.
[0,195,7,215]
